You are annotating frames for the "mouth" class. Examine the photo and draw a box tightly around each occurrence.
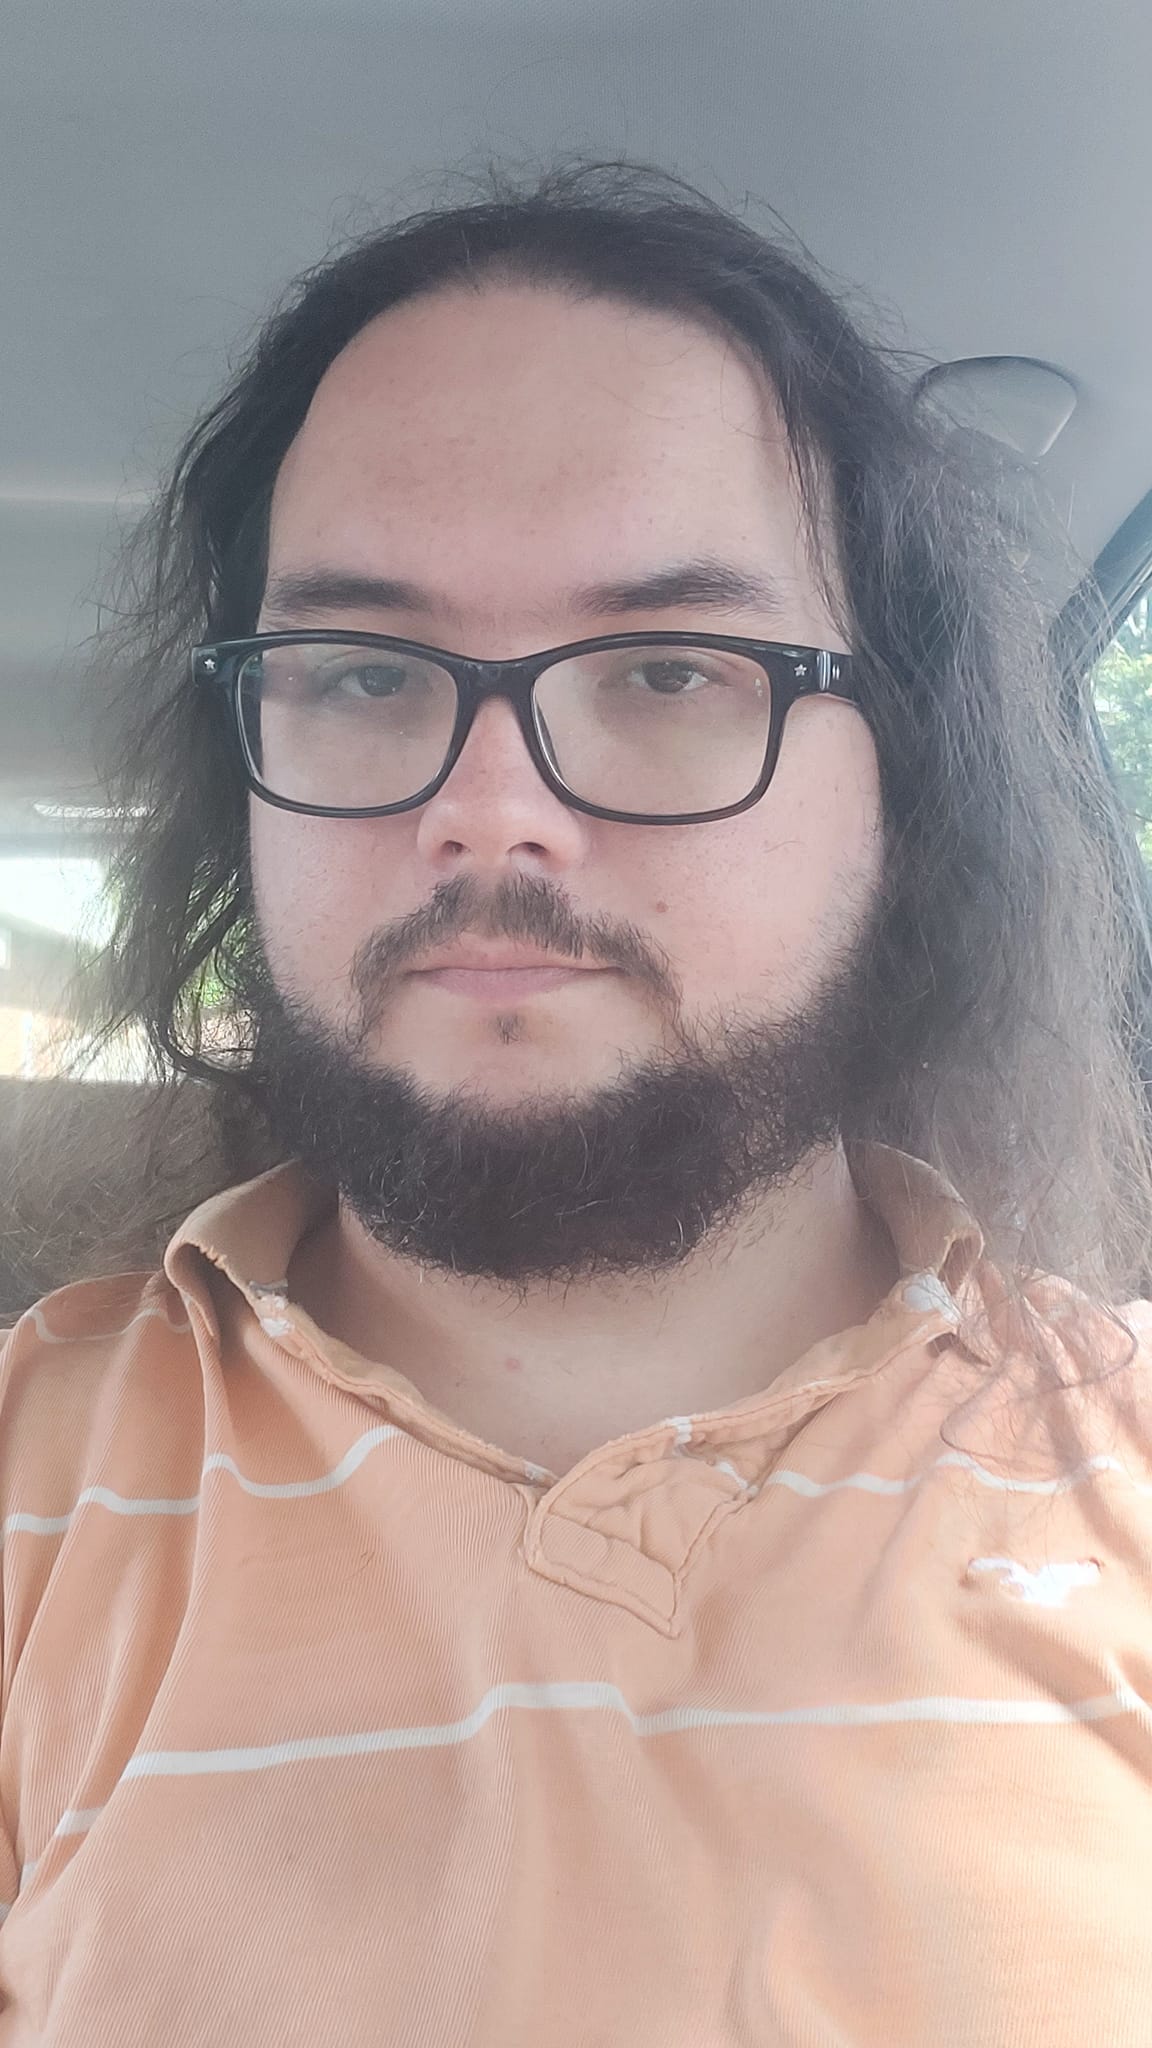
[412,965,612,1000]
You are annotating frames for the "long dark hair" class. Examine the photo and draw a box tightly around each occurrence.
[35,155,1152,1319]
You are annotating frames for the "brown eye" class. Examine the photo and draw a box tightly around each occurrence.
[325,662,413,700]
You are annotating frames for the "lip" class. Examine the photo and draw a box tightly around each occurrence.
[414,966,608,999]
[410,947,592,973]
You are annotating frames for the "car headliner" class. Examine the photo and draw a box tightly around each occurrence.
[2,0,1149,852]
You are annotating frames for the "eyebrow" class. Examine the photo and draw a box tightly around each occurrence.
[260,557,789,632]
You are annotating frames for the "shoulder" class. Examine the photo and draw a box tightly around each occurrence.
[1,1266,193,1366]
[933,1270,1152,1543]
[0,1268,200,1486]
[950,1261,1152,1403]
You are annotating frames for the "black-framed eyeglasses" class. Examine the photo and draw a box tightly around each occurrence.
[191,629,860,827]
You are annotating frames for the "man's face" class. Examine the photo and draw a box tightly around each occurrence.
[244,281,887,1287]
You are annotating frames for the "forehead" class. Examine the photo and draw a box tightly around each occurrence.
[266,283,831,630]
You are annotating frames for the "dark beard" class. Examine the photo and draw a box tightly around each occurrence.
[235,881,885,1291]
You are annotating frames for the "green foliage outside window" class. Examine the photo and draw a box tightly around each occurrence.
[1093,593,1152,866]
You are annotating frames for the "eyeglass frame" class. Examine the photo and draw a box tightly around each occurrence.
[191,628,861,827]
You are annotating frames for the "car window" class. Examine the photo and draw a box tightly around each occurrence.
[0,852,140,1079]
[1092,585,1152,869]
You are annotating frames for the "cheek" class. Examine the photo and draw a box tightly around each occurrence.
[679,711,884,998]
[249,804,382,1004]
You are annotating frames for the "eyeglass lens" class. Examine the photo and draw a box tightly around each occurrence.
[236,641,775,815]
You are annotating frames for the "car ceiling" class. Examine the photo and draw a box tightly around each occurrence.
[3,0,1150,853]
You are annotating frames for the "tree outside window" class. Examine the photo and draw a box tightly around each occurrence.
[1093,590,1152,866]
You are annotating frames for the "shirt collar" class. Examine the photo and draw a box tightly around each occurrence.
[165,1140,985,1336]
[844,1139,985,1297]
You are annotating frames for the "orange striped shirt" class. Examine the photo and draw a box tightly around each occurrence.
[0,1142,1150,2044]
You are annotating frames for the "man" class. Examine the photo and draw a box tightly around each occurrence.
[2,160,1150,2043]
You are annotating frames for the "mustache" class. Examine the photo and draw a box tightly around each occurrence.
[346,874,675,1027]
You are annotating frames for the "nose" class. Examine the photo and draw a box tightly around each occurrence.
[412,695,587,871]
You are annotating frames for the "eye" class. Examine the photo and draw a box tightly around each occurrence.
[327,661,412,699]
[626,659,714,696]
[605,654,755,699]
[606,659,713,700]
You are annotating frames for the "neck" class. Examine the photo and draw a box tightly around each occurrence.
[287,1141,900,1477]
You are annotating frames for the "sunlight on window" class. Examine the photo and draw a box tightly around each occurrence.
[0,857,112,944]
[0,856,136,1080]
